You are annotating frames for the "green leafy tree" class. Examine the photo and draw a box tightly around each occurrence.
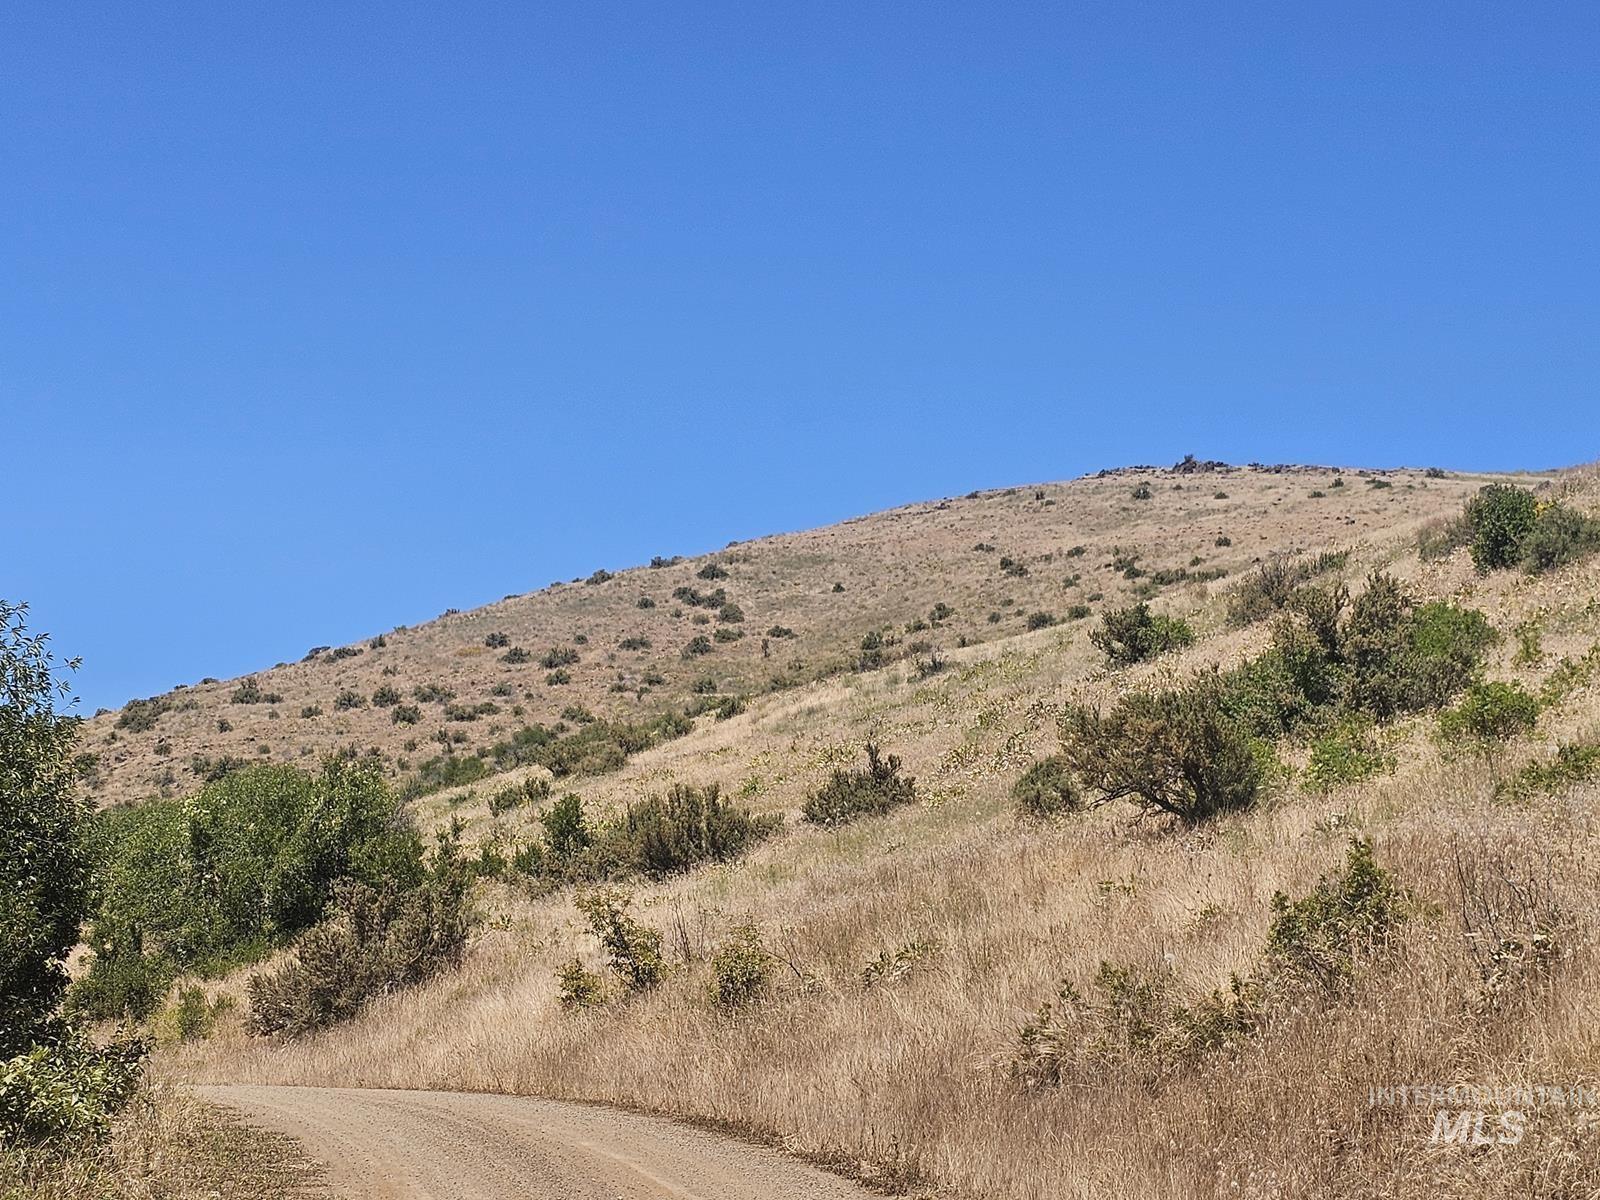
[0,602,88,1057]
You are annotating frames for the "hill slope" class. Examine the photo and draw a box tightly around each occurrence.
[83,461,1505,806]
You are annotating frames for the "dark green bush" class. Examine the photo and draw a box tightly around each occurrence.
[484,632,510,649]
[0,1030,145,1149]
[1060,670,1264,824]
[1012,756,1081,818]
[391,704,421,726]
[333,688,365,711]
[802,744,917,826]
[115,694,173,733]
[683,635,713,658]
[1303,717,1392,793]
[1494,740,1600,803]
[609,784,779,879]
[229,676,281,705]
[1090,604,1194,666]
[1465,484,1538,571]
[1520,504,1600,574]
[541,647,580,670]
[1026,611,1057,631]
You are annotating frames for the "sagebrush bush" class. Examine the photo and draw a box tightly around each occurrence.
[1060,670,1264,824]
[1090,604,1194,666]
[802,743,917,826]
[611,783,780,879]
[1011,756,1081,818]
[247,864,472,1037]
[1520,504,1600,573]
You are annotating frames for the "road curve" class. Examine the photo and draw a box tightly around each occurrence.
[196,1085,871,1200]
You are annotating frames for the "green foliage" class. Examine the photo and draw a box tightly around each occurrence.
[488,775,550,816]
[115,694,172,733]
[1011,756,1081,818]
[1060,670,1264,824]
[1303,718,1392,793]
[1090,604,1194,666]
[707,923,772,1009]
[1437,681,1541,746]
[540,793,592,860]
[1520,504,1600,573]
[247,846,473,1037]
[0,1030,145,1149]
[229,676,281,705]
[73,758,424,1021]
[556,958,605,1009]
[611,784,780,879]
[1465,484,1538,571]
[1493,740,1600,804]
[802,743,918,826]
[1026,611,1057,631]
[682,635,713,658]
[0,602,89,1057]
[574,889,663,994]
[333,688,365,711]
[1227,551,1348,627]
[541,647,580,670]
[391,703,422,725]
[371,684,401,707]
[1266,839,1406,991]
[1344,574,1494,718]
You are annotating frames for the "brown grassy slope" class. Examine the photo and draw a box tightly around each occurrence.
[177,468,1600,1200]
[82,463,1508,806]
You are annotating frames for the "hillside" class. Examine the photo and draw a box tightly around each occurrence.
[96,456,1600,1199]
[82,461,1505,807]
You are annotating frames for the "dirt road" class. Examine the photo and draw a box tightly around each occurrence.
[197,1085,872,1200]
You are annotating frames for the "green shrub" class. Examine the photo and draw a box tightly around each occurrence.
[1437,681,1541,745]
[488,776,549,816]
[1304,718,1392,793]
[0,1031,145,1149]
[541,647,580,670]
[1090,604,1194,666]
[574,890,662,994]
[333,688,365,711]
[1266,839,1405,992]
[707,923,772,1009]
[391,704,421,726]
[556,958,605,1009]
[697,561,729,580]
[1342,574,1495,719]
[1060,671,1264,824]
[229,677,281,705]
[1065,603,1091,621]
[500,647,532,664]
[618,636,651,651]
[1227,552,1348,627]
[1494,741,1600,803]
[1026,611,1057,631]
[611,784,780,879]
[115,694,173,733]
[682,635,713,658]
[371,684,401,708]
[1012,756,1080,818]
[802,743,917,826]
[247,863,472,1037]
[1131,483,1153,500]
[1465,484,1539,571]
[1520,504,1600,573]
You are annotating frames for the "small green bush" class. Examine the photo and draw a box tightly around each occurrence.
[484,632,510,649]
[0,1032,145,1149]
[1026,611,1057,631]
[333,688,365,711]
[682,635,713,658]
[1090,604,1194,666]
[371,684,401,707]
[1464,484,1539,571]
[1494,740,1600,803]
[541,647,580,670]
[1304,718,1392,793]
[611,783,780,879]
[556,958,605,1009]
[391,704,421,726]
[574,890,662,994]
[1520,504,1600,574]
[1438,681,1541,745]
[802,744,917,826]
[1267,839,1405,992]
[1012,756,1081,818]
[707,923,772,1009]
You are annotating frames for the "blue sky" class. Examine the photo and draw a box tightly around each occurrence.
[4,2,1596,712]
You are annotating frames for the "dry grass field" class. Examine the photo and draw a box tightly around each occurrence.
[140,460,1600,1198]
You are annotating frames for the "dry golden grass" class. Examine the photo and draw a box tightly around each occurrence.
[1,1077,331,1200]
[168,466,1600,1199]
[82,463,1517,807]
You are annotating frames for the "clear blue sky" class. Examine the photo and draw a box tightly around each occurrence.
[5,3,1596,712]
